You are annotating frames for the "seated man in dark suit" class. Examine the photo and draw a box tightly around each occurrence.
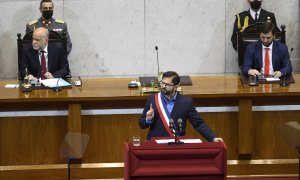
[139,71,223,142]
[21,27,68,80]
[242,22,292,78]
[231,0,277,51]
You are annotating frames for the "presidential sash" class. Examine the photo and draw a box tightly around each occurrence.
[154,92,174,137]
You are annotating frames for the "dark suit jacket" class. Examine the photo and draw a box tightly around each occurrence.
[231,9,277,50]
[139,93,216,141]
[20,43,68,78]
[242,40,292,76]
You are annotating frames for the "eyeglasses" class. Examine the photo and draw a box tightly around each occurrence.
[160,81,175,87]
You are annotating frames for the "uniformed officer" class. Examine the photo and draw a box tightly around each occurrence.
[231,0,277,51]
[26,0,72,55]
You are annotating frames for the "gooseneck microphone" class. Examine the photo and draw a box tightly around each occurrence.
[155,46,160,75]
[168,118,184,145]
[53,78,62,92]
[52,63,69,92]
[289,47,294,58]
[169,118,174,131]
[177,118,183,133]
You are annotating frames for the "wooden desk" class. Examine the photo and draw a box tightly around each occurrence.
[0,75,299,179]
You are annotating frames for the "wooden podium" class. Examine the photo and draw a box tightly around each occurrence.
[124,138,227,180]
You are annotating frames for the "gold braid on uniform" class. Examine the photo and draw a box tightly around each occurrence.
[240,16,249,32]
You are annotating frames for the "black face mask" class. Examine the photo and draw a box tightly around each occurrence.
[42,10,53,20]
[250,0,262,10]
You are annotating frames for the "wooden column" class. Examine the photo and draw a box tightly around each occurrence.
[68,104,82,133]
[238,99,253,158]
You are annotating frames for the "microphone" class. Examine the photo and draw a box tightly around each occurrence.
[169,118,174,132]
[289,47,294,58]
[177,118,183,133]
[155,46,160,75]
[52,63,69,92]
[280,47,293,87]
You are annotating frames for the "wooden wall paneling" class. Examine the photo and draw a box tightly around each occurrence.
[0,116,67,165]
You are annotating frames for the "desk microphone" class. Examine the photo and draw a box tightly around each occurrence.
[53,63,69,92]
[155,46,160,75]
[177,118,183,133]
[169,118,174,132]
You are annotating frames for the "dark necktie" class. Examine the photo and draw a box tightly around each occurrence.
[264,48,270,75]
[255,12,258,21]
[40,50,47,79]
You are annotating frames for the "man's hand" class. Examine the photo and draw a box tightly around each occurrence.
[44,72,54,79]
[273,71,282,78]
[213,137,223,142]
[28,75,37,81]
[248,69,261,76]
[146,103,154,121]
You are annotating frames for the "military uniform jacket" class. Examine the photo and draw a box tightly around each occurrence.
[231,9,277,51]
[26,17,72,55]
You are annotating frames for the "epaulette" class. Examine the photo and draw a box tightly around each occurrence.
[28,20,38,26]
[55,19,65,24]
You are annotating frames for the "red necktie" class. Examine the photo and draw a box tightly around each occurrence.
[40,50,47,79]
[264,48,270,75]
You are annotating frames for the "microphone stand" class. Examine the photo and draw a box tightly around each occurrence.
[52,77,62,92]
[168,119,184,145]
[67,157,71,180]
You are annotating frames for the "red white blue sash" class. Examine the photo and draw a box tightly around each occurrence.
[155,92,174,137]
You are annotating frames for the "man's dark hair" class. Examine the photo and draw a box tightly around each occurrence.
[261,22,276,35]
[162,71,180,85]
[40,0,53,8]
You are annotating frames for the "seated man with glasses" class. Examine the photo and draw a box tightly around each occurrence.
[139,71,223,142]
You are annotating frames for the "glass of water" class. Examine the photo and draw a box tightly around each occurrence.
[133,135,141,146]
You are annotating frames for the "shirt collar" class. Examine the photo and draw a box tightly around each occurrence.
[249,8,261,18]
[40,45,48,54]
[162,91,178,103]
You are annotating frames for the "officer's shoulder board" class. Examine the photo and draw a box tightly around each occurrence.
[28,20,38,26]
[55,19,65,24]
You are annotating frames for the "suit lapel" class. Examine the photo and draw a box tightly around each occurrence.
[256,42,263,68]
[272,41,279,69]
[47,44,52,72]
[170,93,181,120]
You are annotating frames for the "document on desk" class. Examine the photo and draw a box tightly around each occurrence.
[5,84,19,88]
[41,78,71,88]
[155,139,202,144]
[266,77,280,81]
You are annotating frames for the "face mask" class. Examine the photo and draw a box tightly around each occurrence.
[250,0,262,10]
[42,10,53,20]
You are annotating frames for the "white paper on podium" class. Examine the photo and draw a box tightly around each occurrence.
[155,139,202,144]
[41,78,71,88]
[266,77,280,81]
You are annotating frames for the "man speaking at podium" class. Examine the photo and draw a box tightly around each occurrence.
[139,71,223,142]
[20,27,68,80]
[242,22,292,78]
